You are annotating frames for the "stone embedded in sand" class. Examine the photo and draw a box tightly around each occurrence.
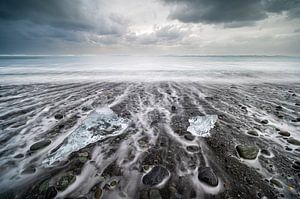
[186,145,200,152]
[261,149,271,156]
[56,172,76,191]
[142,166,169,186]
[14,153,24,159]
[275,106,283,110]
[54,113,63,120]
[198,167,218,187]
[260,119,269,124]
[149,189,162,199]
[45,187,57,198]
[278,131,290,137]
[292,160,300,170]
[30,140,51,151]
[236,145,259,160]
[21,166,36,174]
[247,130,258,136]
[94,187,102,199]
[184,134,195,141]
[287,137,300,146]
[270,178,283,188]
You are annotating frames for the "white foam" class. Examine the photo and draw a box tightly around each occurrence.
[43,106,129,165]
[187,115,218,137]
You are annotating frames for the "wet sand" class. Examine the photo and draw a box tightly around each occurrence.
[0,82,299,199]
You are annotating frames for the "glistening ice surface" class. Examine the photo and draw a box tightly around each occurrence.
[44,107,129,165]
[187,115,218,137]
[0,55,300,199]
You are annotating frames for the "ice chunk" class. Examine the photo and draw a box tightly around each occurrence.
[44,106,129,165]
[187,115,218,137]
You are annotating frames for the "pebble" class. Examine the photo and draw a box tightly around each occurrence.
[236,145,259,160]
[260,119,269,124]
[247,130,258,136]
[142,166,169,186]
[198,167,218,186]
[149,189,162,199]
[278,131,290,137]
[186,145,200,152]
[30,140,51,151]
[54,113,63,120]
[184,134,195,141]
[287,137,300,146]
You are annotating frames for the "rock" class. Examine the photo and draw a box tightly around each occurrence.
[275,106,283,110]
[186,145,200,152]
[94,187,102,199]
[261,149,271,156]
[30,140,51,151]
[45,186,57,198]
[292,160,300,170]
[270,178,283,188]
[78,152,89,157]
[142,166,169,186]
[171,106,176,112]
[54,114,63,120]
[285,146,292,151]
[14,153,24,158]
[287,137,300,146]
[56,172,76,191]
[39,180,49,193]
[184,134,195,141]
[279,131,290,137]
[78,157,88,163]
[260,119,269,124]
[236,145,259,160]
[198,167,218,186]
[149,189,162,199]
[247,130,258,136]
[21,166,36,174]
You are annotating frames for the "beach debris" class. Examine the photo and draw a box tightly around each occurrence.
[187,115,218,137]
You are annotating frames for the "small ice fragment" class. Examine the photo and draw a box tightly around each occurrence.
[44,106,129,165]
[187,115,218,137]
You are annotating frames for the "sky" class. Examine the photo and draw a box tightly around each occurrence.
[0,0,300,55]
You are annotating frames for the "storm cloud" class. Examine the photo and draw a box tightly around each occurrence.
[162,0,300,25]
[0,0,299,55]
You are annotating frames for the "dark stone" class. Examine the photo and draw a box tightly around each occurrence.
[247,130,258,136]
[45,186,57,198]
[56,172,76,191]
[270,178,283,188]
[198,167,218,186]
[287,137,300,146]
[260,119,269,124]
[54,114,63,120]
[21,166,36,174]
[275,106,283,110]
[184,134,195,141]
[186,145,200,152]
[14,153,24,158]
[236,145,259,160]
[142,166,169,186]
[30,140,51,151]
[261,149,271,156]
[149,189,162,199]
[278,131,290,137]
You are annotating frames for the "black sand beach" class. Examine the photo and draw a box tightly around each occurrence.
[0,82,299,199]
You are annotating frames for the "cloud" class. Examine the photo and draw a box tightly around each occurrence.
[162,0,300,26]
[0,0,129,53]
